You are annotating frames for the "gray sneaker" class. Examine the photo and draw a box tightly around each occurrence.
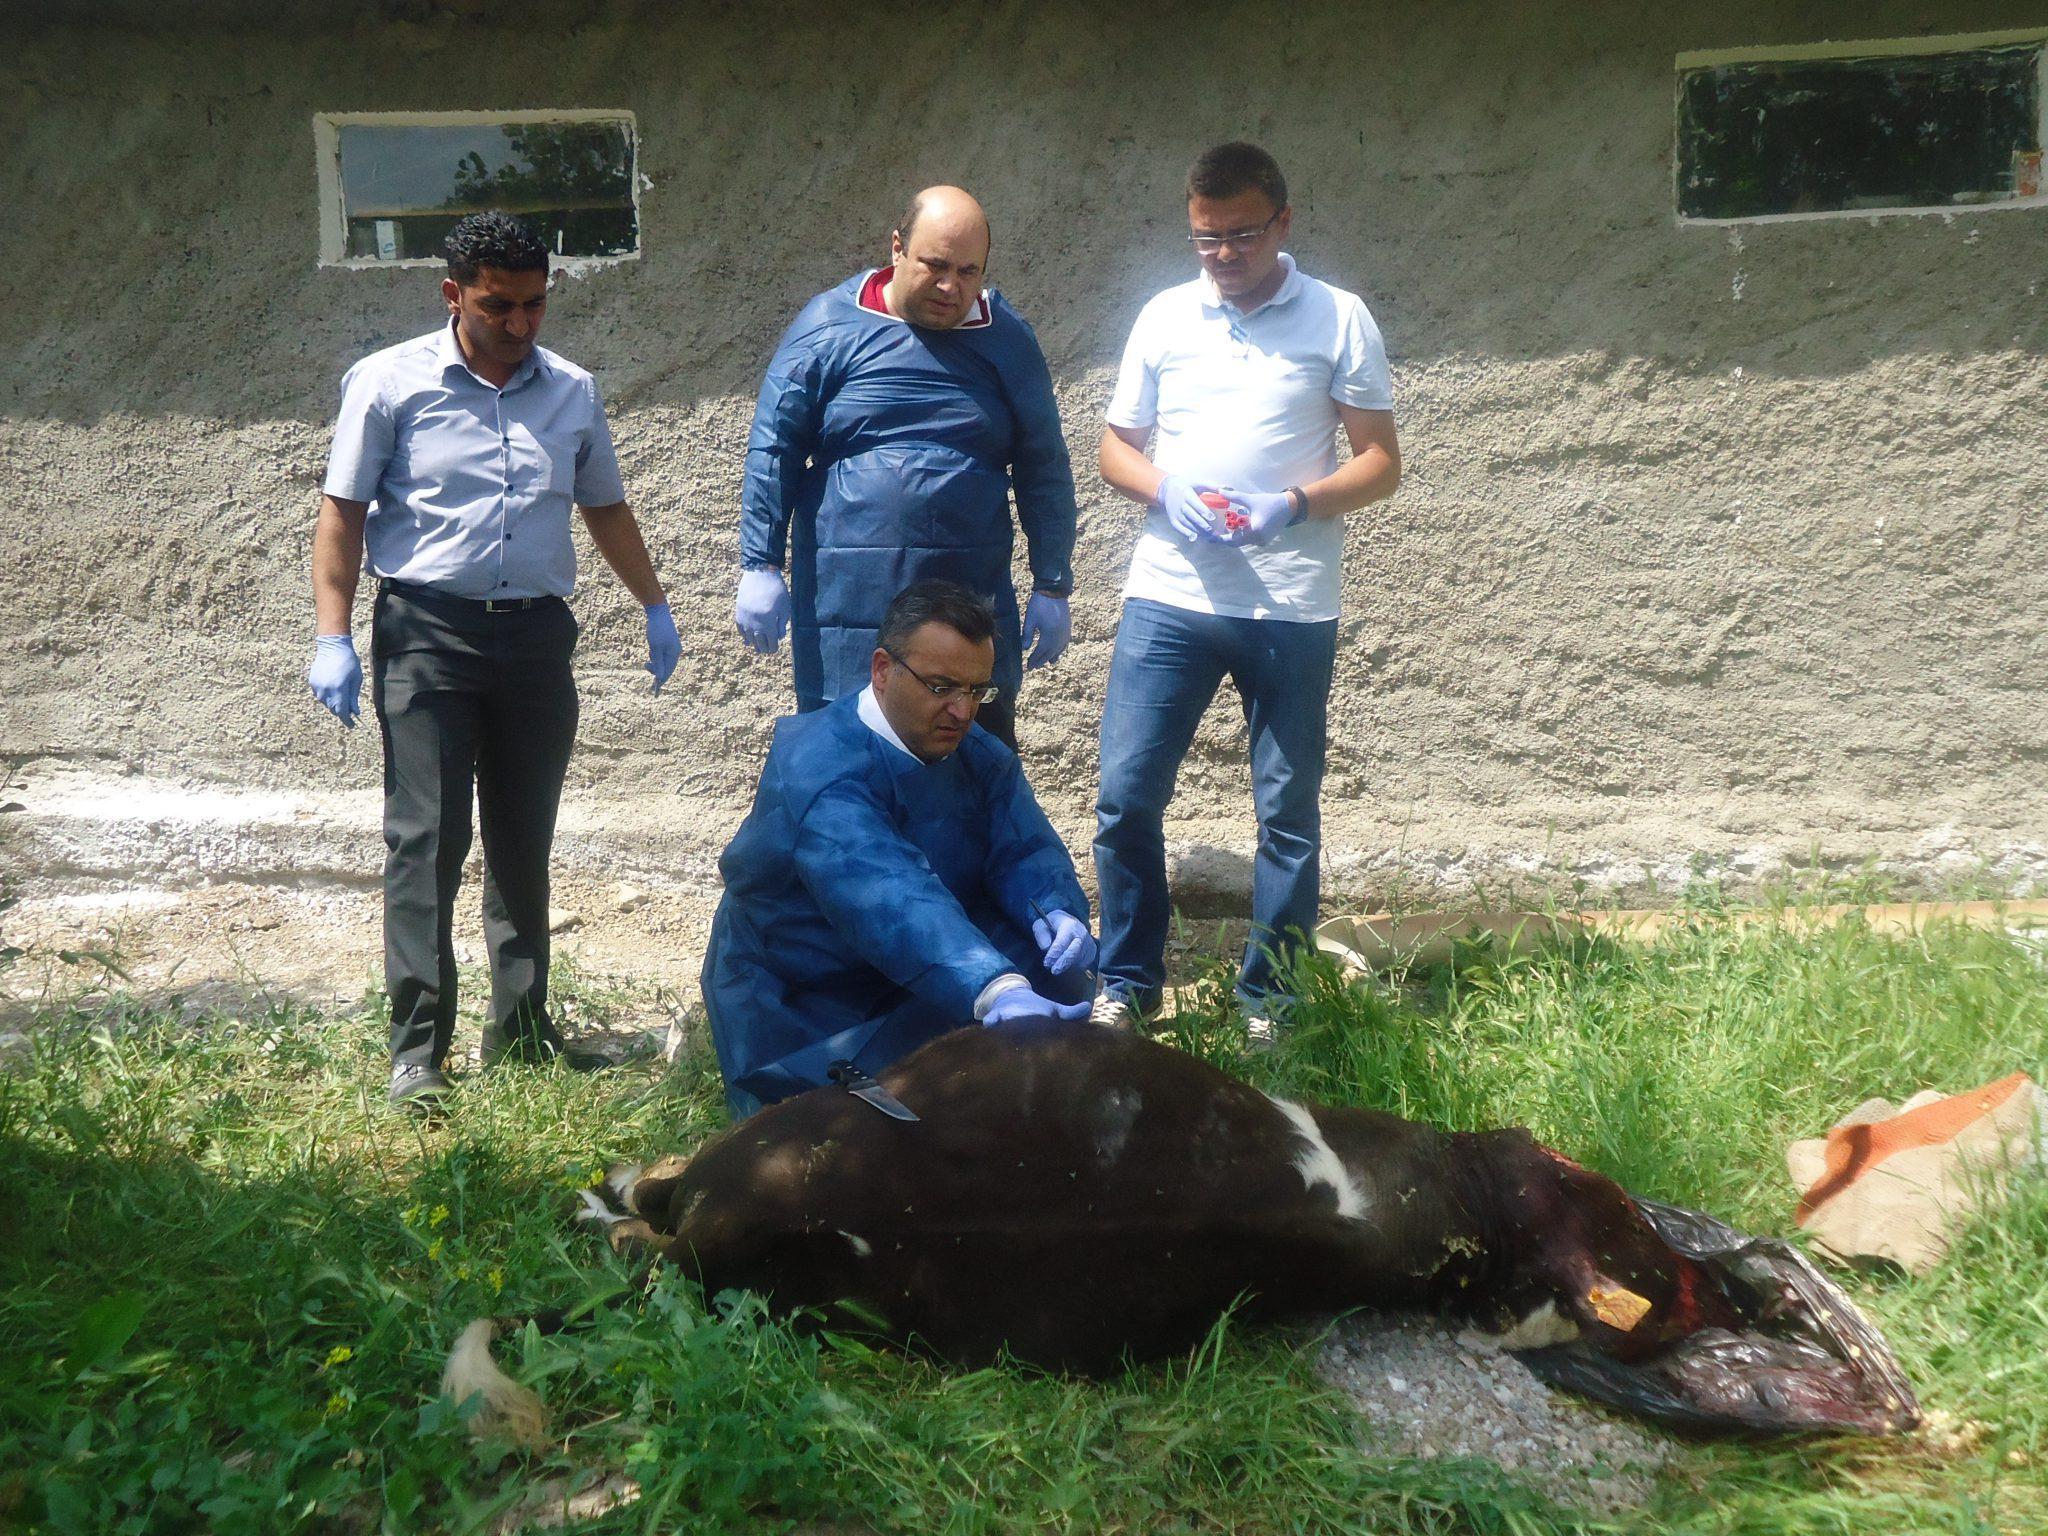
[1090,990,1137,1030]
[388,1062,453,1113]
[1239,992,1292,1052]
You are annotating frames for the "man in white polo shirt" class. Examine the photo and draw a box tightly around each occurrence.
[1093,142,1401,1035]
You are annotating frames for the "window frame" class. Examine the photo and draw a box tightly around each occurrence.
[313,108,641,269]
[1673,28,2048,226]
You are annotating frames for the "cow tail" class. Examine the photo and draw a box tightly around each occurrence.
[441,1316,550,1447]
[443,1166,670,1446]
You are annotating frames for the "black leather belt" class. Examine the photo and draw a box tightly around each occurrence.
[378,578,556,612]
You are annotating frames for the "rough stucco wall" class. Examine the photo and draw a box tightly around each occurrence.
[3,0,2045,906]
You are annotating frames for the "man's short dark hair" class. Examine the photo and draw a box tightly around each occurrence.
[443,210,550,284]
[1186,142,1289,211]
[878,579,996,653]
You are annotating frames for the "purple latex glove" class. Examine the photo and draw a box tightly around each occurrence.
[1220,490,1296,547]
[1021,591,1071,670]
[735,566,791,654]
[1030,909,1097,976]
[644,602,681,694]
[307,634,361,727]
[983,986,1094,1027]
[1155,475,1225,544]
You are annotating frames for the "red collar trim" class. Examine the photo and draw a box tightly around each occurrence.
[857,269,993,329]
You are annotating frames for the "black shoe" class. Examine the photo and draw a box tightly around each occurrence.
[388,1062,453,1113]
[479,1023,611,1072]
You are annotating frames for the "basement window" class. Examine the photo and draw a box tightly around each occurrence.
[1676,31,2047,222]
[315,111,638,267]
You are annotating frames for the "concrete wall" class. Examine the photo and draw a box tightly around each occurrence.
[4,0,2045,906]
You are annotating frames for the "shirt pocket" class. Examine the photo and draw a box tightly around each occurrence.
[510,419,581,500]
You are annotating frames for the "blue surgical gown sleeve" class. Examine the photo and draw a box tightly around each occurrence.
[792,778,1019,1016]
[981,747,1090,937]
[994,307,1078,597]
[740,305,833,569]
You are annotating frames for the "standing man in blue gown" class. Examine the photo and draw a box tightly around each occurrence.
[702,580,1095,1117]
[733,186,1078,750]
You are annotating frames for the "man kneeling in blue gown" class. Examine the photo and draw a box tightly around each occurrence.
[702,579,1096,1116]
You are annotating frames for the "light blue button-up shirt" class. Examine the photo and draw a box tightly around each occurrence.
[323,321,627,598]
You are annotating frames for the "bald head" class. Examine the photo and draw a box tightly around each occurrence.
[895,185,989,253]
[885,186,991,330]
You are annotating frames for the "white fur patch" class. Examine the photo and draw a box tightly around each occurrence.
[1268,1096,1369,1222]
[1463,1299,1583,1351]
[573,1188,628,1227]
[837,1230,873,1257]
[604,1162,643,1209]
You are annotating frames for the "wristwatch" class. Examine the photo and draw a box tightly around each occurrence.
[1285,486,1309,526]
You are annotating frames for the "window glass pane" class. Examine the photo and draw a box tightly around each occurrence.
[1678,44,2043,219]
[337,119,636,260]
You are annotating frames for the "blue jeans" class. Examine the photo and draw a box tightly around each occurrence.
[1092,597,1338,1011]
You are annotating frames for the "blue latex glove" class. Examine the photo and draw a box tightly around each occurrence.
[644,602,681,694]
[1030,909,1097,977]
[735,566,791,654]
[307,634,361,728]
[983,985,1093,1028]
[1220,490,1296,547]
[1155,474,1224,544]
[1020,591,1071,671]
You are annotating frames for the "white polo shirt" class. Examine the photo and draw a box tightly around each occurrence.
[1106,253,1392,622]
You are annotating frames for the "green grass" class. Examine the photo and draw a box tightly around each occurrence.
[3,912,2047,1533]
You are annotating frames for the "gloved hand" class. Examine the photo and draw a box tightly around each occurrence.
[1030,909,1097,977]
[1155,474,1225,544]
[983,986,1094,1028]
[1021,591,1071,671]
[307,634,361,728]
[735,566,791,654]
[644,602,681,694]
[1219,490,1296,547]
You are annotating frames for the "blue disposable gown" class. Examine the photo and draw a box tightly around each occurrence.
[701,692,1089,1115]
[740,274,1078,708]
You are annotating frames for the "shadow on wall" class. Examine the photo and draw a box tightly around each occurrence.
[2,0,2045,430]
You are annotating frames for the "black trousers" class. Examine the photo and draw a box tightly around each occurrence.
[371,584,579,1069]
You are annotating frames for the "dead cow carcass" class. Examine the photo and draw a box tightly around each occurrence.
[448,1023,1917,1439]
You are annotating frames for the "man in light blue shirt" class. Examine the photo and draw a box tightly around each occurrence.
[307,210,681,1112]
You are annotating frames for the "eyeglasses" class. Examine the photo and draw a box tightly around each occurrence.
[886,650,1000,705]
[1186,210,1281,253]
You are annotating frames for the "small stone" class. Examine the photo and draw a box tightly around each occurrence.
[1386,1374,1407,1393]
[613,884,650,914]
[548,906,582,934]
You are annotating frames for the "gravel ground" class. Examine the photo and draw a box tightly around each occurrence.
[1317,1312,1673,1515]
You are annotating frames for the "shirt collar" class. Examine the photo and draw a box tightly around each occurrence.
[437,318,546,390]
[1199,251,1303,317]
[856,685,920,762]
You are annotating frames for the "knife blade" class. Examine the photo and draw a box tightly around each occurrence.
[827,1059,919,1121]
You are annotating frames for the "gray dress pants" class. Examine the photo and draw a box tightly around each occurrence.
[371,582,579,1069]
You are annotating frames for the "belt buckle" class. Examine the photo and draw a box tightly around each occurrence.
[482,595,529,613]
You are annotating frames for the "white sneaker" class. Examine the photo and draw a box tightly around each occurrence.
[1091,991,1136,1029]
[1239,994,1290,1051]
